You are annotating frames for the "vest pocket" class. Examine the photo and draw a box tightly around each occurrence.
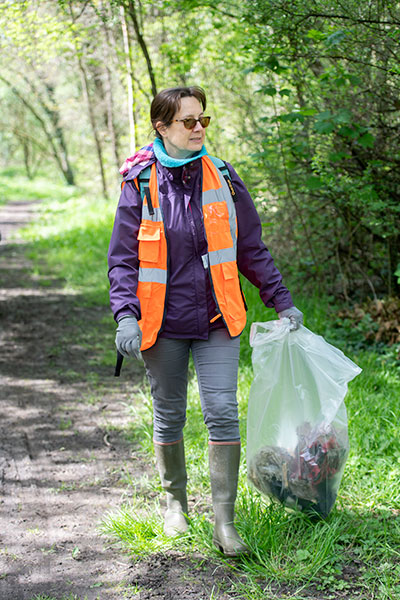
[138,222,161,263]
[221,262,245,321]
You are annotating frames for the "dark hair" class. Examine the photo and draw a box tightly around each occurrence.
[150,86,207,138]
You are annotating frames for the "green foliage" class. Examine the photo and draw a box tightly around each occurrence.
[1,0,399,299]
[396,264,400,284]
[240,0,400,299]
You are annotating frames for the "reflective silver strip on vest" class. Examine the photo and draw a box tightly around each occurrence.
[142,205,163,222]
[138,267,167,284]
[208,247,236,267]
[201,254,209,269]
[202,187,226,206]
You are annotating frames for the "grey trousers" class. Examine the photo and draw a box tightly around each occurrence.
[142,329,241,444]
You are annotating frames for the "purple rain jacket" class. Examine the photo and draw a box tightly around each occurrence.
[107,157,294,340]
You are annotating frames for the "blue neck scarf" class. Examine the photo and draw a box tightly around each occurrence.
[153,137,208,167]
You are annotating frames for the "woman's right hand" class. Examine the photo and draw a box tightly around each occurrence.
[116,315,143,360]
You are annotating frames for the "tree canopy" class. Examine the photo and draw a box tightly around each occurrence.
[1,0,399,300]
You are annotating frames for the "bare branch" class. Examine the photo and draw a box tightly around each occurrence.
[282,9,400,27]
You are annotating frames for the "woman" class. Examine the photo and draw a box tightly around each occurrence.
[108,86,302,557]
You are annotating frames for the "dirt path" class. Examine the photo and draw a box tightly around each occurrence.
[0,200,144,599]
[0,200,243,600]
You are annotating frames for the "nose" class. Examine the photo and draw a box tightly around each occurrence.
[193,119,204,132]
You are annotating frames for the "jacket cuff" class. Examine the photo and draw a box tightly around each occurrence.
[270,290,294,313]
[115,309,139,322]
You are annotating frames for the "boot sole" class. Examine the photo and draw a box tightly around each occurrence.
[213,536,250,558]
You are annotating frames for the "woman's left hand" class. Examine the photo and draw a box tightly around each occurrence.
[278,306,303,330]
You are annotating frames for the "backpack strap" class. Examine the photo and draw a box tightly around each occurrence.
[209,156,237,202]
[135,165,154,216]
[121,166,154,215]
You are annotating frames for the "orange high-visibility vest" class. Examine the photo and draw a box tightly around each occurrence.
[134,155,247,350]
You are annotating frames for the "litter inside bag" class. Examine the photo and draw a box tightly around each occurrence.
[246,319,362,517]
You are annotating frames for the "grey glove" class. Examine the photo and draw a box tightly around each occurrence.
[116,315,143,360]
[278,306,303,330]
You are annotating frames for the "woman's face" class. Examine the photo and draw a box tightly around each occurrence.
[157,96,206,159]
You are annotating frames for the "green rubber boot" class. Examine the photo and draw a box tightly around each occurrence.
[154,439,188,536]
[208,442,250,558]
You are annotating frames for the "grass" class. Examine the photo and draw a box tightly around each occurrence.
[0,169,77,206]
[4,168,399,599]
[20,187,116,307]
[99,328,400,598]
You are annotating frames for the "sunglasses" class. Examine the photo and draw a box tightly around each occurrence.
[173,116,211,129]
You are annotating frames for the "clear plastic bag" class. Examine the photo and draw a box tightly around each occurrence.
[246,319,362,517]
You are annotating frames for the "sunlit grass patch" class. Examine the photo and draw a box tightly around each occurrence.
[234,493,399,595]
[0,169,79,206]
[100,472,400,597]
[100,492,217,559]
[101,500,165,557]
[21,190,116,305]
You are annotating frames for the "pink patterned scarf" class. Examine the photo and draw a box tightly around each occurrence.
[119,143,155,177]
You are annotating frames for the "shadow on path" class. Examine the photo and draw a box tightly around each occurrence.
[0,200,244,600]
[0,201,147,600]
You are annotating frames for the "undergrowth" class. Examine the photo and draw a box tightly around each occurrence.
[9,170,400,599]
[0,169,76,206]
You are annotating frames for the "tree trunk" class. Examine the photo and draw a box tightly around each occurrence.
[126,0,157,97]
[42,82,75,185]
[100,1,121,172]
[68,0,108,198]
[22,138,33,179]
[78,57,108,199]
[120,4,137,154]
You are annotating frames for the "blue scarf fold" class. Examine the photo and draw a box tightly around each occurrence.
[153,137,208,167]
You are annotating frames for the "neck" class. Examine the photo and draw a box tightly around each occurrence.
[163,139,195,159]
[153,138,207,168]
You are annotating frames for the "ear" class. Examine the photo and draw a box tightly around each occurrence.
[156,121,167,137]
